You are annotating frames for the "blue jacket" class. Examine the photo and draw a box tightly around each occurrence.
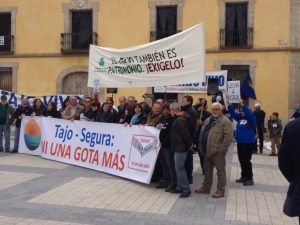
[228,105,256,144]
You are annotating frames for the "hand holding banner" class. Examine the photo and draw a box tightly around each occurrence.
[227,81,240,104]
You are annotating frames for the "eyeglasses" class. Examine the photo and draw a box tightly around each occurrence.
[85,100,91,103]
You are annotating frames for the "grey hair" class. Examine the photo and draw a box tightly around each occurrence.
[211,102,223,109]
[170,102,181,110]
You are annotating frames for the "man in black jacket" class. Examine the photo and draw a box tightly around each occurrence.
[13,98,33,153]
[181,95,197,184]
[253,103,265,153]
[157,104,175,191]
[279,118,300,223]
[170,102,193,198]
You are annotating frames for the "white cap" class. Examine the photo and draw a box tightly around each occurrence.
[254,103,260,108]
[216,96,222,102]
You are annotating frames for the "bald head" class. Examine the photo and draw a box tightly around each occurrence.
[211,102,223,117]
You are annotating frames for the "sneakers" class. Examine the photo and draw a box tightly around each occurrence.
[212,191,224,198]
[235,177,247,183]
[194,187,210,194]
[243,179,254,186]
[179,191,191,198]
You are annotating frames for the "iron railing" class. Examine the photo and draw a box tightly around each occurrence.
[61,32,98,53]
[220,27,253,49]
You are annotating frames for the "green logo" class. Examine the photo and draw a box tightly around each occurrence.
[99,57,105,67]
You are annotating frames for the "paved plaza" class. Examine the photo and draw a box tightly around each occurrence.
[0,142,298,225]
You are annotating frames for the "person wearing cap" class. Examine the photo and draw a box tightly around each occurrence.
[253,103,265,153]
[0,95,15,152]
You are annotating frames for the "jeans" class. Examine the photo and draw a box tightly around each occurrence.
[14,127,21,152]
[184,151,193,181]
[0,124,10,152]
[174,152,190,193]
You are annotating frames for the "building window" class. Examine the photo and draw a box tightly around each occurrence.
[154,6,178,40]
[62,72,90,95]
[225,3,248,47]
[61,0,99,53]
[219,0,255,49]
[0,67,13,91]
[149,0,184,42]
[148,0,184,101]
[0,8,17,54]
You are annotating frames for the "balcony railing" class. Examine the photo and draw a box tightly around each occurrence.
[0,35,14,54]
[61,32,98,53]
[150,30,181,42]
[220,28,253,49]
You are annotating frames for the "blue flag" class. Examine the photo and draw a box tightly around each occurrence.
[241,74,256,100]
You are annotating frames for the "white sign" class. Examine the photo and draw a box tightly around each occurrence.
[19,117,161,184]
[0,36,4,46]
[0,89,82,109]
[88,23,205,88]
[227,81,240,103]
[154,70,227,93]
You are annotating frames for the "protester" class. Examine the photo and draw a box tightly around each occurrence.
[127,96,136,107]
[120,106,134,124]
[95,102,115,123]
[170,102,192,198]
[62,96,83,120]
[117,96,127,122]
[33,98,46,116]
[126,103,147,125]
[253,103,265,153]
[146,102,162,126]
[106,97,119,123]
[106,97,118,112]
[147,101,163,183]
[181,95,197,184]
[291,106,300,120]
[278,118,300,224]
[0,95,15,153]
[80,97,94,121]
[156,104,175,190]
[195,99,211,174]
[268,112,282,156]
[45,101,61,118]
[228,101,256,186]
[59,97,70,113]
[12,98,33,153]
[195,102,233,198]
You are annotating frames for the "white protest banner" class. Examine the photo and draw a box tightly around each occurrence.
[227,81,240,103]
[0,89,82,109]
[88,23,205,88]
[154,70,227,93]
[19,117,161,184]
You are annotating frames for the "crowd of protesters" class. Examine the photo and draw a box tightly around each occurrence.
[0,93,299,202]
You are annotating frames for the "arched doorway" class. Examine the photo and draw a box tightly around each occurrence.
[62,72,90,95]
